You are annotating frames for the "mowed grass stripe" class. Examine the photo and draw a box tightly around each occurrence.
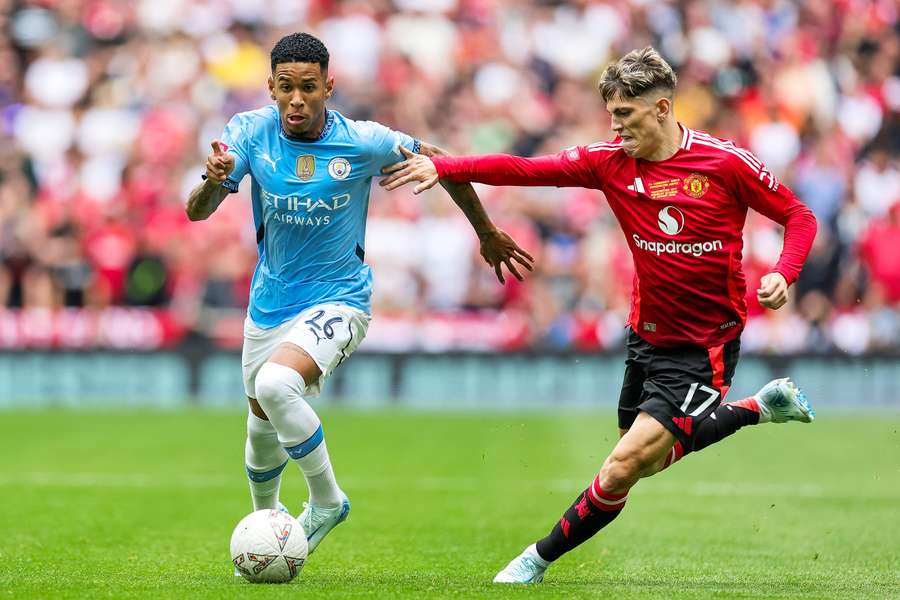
[3,472,898,501]
[1,410,898,599]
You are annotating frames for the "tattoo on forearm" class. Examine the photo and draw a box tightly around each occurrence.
[439,180,496,237]
[417,142,496,237]
[186,179,228,221]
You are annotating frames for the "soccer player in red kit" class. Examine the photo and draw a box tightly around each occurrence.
[381,47,818,583]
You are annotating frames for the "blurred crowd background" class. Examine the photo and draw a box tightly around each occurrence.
[0,0,898,353]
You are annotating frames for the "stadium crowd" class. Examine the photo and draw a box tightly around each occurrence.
[1,0,898,353]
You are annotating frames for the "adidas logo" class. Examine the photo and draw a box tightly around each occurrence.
[672,416,693,435]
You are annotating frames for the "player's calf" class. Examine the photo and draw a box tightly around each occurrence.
[658,377,813,460]
[494,415,671,582]
[244,411,289,510]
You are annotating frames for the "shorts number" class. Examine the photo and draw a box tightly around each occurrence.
[679,382,720,416]
[304,310,343,343]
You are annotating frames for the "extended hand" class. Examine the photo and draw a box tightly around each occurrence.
[757,272,789,309]
[380,146,440,194]
[479,228,535,283]
[206,140,235,183]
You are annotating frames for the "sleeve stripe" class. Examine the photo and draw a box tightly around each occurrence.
[587,143,623,153]
[693,132,763,169]
[692,137,762,175]
[693,135,779,190]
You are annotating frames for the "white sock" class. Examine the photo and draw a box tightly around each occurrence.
[244,412,289,510]
[294,440,342,507]
[255,362,343,508]
[526,543,551,566]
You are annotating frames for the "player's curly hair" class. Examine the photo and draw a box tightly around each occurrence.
[270,32,330,72]
[598,47,677,101]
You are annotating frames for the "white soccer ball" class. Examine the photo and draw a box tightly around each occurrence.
[230,509,308,583]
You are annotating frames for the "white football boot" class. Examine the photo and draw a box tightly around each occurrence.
[298,491,350,554]
[493,544,550,584]
[754,377,815,423]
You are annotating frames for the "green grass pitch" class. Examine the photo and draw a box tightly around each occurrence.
[2,409,898,599]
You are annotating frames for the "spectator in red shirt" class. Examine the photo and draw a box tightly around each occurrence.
[859,199,900,302]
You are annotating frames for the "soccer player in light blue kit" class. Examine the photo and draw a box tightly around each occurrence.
[186,32,533,560]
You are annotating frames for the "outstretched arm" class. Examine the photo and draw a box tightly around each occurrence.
[186,140,234,221]
[414,142,534,283]
[381,146,598,194]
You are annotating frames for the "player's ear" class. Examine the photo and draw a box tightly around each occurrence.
[324,74,334,100]
[656,96,671,122]
[267,76,276,101]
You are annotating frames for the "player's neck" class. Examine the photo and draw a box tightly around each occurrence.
[641,120,682,162]
[283,109,328,142]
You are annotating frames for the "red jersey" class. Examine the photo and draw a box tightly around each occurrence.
[432,126,817,348]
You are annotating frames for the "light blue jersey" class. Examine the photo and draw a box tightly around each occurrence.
[220,106,420,328]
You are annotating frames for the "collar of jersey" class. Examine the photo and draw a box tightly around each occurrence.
[278,108,335,143]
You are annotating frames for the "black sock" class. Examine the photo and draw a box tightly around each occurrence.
[692,402,760,452]
[535,483,626,562]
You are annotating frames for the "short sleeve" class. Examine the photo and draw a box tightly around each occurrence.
[219,114,252,193]
[363,121,421,175]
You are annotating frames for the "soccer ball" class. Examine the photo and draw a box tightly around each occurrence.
[230,509,308,583]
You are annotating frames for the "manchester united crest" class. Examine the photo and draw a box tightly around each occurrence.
[682,173,710,198]
[296,155,316,181]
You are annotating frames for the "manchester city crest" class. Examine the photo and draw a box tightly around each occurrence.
[328,157,351,180]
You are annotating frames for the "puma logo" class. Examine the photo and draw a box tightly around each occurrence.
[260,152,279,171]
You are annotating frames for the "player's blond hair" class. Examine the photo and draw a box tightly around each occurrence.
[598,47,678,101]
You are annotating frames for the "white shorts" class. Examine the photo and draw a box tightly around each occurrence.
[242,303,371,399]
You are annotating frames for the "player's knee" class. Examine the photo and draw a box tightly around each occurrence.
[254,362,306,413]
[600,451,643,490]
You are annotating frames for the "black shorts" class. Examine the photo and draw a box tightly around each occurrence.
[617,328,740,449]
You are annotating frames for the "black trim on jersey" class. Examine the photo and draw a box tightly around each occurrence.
[278,108,335,143]
[256,223,265,245]
[200,174,239,194]
[355,243,365,262]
